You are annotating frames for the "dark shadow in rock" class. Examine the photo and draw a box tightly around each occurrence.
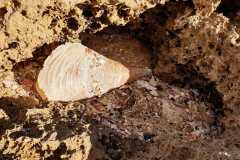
[66,17,79,31]
[88,115,145,160]
[0,96,34,135]
[0,97,32,123]
[0,7,7,21]
[38,103,88,141]
[54,121,75,140]
[53,119,87,141]
[46,142,67,160]
[0,153,15,160]
[217,0,240,19]
[167,63,224,136]
[0,118,11,136]
[8,121,44,139]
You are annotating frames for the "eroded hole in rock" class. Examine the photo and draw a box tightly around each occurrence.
[78,4,95,18]
[174,64,224,135]
[217,0,240,19]
[0,7,7,20]
[46,142,67,160]
[8,42,19,49]
[12,0,21,8]
[49,18,58,28]
[21,10,27,16]
[117,4,130,19]
[23,121,44,138]
[89,21,101,30]
[98,7,109,24]
[66,17,79,31]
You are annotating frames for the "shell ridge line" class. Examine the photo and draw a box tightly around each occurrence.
[67,48,84,101]
[50,46,70,100]
[63,45,82,100]
[70,53,82,100]
[41,43,71,100]
[40,44,66,100]
[56,43,83,101]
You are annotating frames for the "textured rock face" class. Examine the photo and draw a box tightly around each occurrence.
[0,0,166,98]
[164,14,240,113]
[1,0,240,159]
[0,100,92,160]
[0,0,165,159]
[151,3,240,113]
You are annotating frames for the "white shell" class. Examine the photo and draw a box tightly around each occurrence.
[37,43,130,101]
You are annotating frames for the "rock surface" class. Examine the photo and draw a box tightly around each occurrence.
[1,0,240,159]
[0,0,166,98]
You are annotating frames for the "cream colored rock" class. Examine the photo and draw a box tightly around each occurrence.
[37,43,130,101]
